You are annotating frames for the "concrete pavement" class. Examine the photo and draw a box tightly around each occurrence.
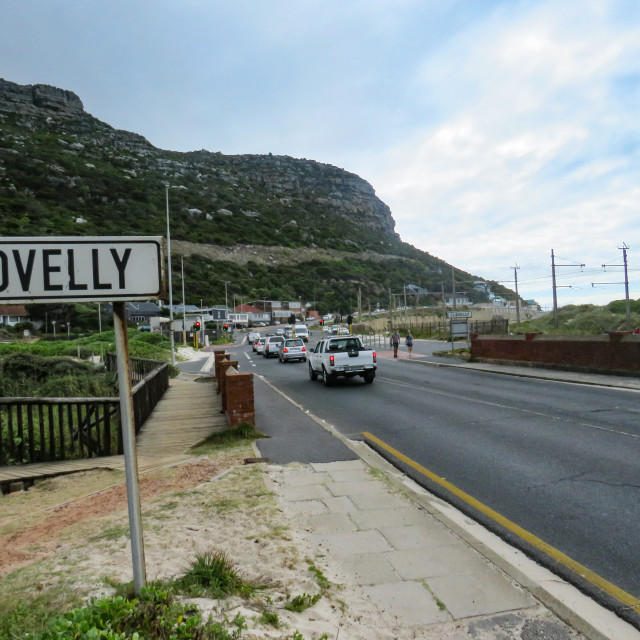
[257,345,640,640]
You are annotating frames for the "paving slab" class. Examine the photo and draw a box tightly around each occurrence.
[348,491,408,511]
[320,496,358,513]
[279,470,331,486]
[306,512,356,533]
[385,544,492,580]
[427,571,536,619]
[349,506,429,530]
[311,529,392,555]
[379,522,458,550]
[326,479,390,497]
[362,581,452,625]
[337,553,401,586]
[278,483,331,502]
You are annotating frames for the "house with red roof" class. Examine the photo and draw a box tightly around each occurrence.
[0,305,30,326]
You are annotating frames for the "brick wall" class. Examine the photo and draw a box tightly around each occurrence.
[218,360,238,410]
[213,351,256,426]
[470,332,640,375]
[225,369,255,426]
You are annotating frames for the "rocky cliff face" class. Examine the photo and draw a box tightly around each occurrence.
[0,78,84,115]
[0,78,397,239]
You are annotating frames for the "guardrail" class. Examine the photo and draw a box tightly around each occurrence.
[0,356,169,466]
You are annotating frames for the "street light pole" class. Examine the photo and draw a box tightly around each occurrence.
[165,185,176,365]
[181,256,186,345]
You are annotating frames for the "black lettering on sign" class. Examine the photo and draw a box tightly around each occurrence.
[0,251,7,292]
[13,249,36,291]
[92,249,111,290]
[110,248,131,289]
[67,249,88,290]
[43,249,63,291]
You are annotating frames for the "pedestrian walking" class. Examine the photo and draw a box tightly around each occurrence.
[405,331,413,356]
[390,330,400,358]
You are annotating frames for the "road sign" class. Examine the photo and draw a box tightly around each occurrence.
[447,310,472,318]
[0,236,164,303]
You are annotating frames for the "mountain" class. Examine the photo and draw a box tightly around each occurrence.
[0,78,513,313]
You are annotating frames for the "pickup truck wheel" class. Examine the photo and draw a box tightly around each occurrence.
[322,367,335,387]
[309,363,318,380]
[364,371,375,384]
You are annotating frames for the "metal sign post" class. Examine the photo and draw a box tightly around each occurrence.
[113,301,146,593]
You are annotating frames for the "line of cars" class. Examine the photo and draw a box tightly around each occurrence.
[249,332,307,363]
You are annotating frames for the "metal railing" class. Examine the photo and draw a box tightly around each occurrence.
[0,356,169,466]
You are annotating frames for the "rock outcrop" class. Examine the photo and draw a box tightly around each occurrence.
[0,77,397,244]
[0,78,84,115]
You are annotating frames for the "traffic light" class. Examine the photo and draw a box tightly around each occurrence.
[223,323,229,332]
[319,318,323,326]
[193,321,201,331]
[347,315,353,325]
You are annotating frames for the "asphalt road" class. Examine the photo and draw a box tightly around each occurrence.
[218,337,640,619]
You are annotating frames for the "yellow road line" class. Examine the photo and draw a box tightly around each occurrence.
[363,431,640,612]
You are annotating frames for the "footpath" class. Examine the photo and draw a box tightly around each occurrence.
[251,341,640,640]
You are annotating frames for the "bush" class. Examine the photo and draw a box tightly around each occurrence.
[0,353,115,397]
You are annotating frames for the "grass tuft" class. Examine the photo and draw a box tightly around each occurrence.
[173,549,254,598]
[189,422,267,454]
[284,592,321,612]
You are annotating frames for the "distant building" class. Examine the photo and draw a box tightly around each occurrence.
[0,305,29,326]
[404,284,429,296]
[235,304,270,326]
[126,301,164,324]
[444,293,470,307]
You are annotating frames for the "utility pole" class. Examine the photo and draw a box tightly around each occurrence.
[593,244,632,331]
[620,243,631,332]
[511,264,521,324]
[551,249,585,329]
[181,256,186,345]
[451,267,457,310]
[165,185,176,365]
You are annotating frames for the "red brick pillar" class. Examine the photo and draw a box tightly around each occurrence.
[226,372,255,426]
[219,360,238,411]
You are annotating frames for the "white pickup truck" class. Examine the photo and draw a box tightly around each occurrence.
[308,335,376,385]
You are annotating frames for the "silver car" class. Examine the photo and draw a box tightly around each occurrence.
[278,338,307,363]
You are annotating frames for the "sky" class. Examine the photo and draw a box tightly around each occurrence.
[2,0,639,309]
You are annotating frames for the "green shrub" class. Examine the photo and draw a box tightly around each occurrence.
[173,550,253,599]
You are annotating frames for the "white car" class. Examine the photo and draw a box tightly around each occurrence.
[255,338,266,355]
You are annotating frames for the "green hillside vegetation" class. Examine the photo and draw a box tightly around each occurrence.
[514,300,640,335]
[0,81,516,311]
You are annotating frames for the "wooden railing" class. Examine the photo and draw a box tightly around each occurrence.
[0,356,169,466]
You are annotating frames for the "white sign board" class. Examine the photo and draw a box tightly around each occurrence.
[447,310,472,318]
[0,236,164,303]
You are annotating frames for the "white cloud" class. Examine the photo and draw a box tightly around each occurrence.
[363,0,640,307]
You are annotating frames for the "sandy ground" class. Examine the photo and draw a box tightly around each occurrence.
[0,446,420,640]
